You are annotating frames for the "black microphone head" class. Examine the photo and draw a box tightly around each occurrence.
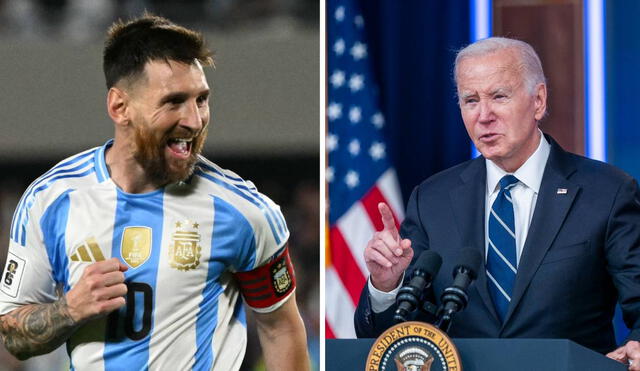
[453,248,482,280]
[415,250,442,277]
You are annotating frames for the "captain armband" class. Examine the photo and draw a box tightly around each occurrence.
[234,246,296,310]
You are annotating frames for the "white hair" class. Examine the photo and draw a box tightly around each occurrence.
[454,37,546,94]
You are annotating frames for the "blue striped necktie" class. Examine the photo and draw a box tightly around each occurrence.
[486,174,519,322]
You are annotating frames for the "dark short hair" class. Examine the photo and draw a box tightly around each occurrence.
[103,14,214,89]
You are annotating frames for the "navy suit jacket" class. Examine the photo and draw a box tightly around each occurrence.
[354,136,640,354]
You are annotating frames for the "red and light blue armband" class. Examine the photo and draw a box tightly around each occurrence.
[234,246,296,310]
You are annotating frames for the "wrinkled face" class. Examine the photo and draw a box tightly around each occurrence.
[456,49,546,172]
[127,59,210,185]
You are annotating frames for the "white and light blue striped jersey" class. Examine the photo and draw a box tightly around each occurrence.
[0,140,292,371]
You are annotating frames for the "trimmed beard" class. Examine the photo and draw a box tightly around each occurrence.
[132,123,208,186]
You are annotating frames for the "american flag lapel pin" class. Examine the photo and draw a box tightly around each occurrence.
[557,188,568,195]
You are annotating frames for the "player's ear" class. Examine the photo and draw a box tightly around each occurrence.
[107,86,131,127]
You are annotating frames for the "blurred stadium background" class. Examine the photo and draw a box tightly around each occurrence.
[0,0,319,370]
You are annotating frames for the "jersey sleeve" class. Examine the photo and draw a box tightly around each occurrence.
[0,193,59,315]
[231,190,295,313]
[247,190,290,266]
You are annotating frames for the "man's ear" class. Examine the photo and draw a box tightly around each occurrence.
[533,83,547,121]
[107,87,131,127]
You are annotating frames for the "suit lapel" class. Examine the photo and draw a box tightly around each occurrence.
[501,138,579,328]
[449,157,500,323]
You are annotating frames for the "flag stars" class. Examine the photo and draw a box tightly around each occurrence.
[345,170,360,189]
[349,106,362,123]
[348,139,361,156]
[348,74,364,92]
[330,70,346,88]
[371,112,385,129]
[350,42,367,60]
[354,15,364,28]
[327,133,338,152]
[328,102,342,121]
[333,38,345,56]
[369,142,386,160]
[326,167,335,183]
[335,6,345,22]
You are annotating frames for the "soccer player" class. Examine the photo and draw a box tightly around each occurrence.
[0,14,309,370]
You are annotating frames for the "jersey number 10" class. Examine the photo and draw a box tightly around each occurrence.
[106,282,153,341]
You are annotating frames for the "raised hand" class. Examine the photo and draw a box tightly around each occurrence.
[364,202,414,292]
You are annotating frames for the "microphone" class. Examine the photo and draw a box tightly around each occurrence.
[393,250,442,323]
[436,248,482,332]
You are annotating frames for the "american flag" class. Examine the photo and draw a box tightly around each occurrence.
[326,0,404,339]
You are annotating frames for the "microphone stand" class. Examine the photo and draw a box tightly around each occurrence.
[434,285,469,332]
[393,251,442,323]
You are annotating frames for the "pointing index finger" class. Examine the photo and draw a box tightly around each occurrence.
[378,202,398,237]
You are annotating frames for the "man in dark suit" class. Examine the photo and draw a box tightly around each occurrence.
[354,37,640,368]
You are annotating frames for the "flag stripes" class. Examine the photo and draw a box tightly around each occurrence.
[327,174,403,338]
[326,0,405,338]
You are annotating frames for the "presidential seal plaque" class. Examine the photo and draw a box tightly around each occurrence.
[365,321,462,371]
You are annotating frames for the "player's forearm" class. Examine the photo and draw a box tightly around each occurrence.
[255,298,310,371]
[258,320,309,371]
[0,297,79,360]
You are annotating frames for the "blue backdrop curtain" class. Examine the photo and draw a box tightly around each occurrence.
[358,1,471,203]
[606,0,640,345]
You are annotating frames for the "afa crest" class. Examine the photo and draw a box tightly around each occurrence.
[271,257,293,296]
[169,220,202,271]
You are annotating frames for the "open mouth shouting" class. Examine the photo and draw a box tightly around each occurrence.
[167,137,194,159]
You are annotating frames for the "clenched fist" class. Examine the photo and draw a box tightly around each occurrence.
[363,203,413,292]
[65,258,128,323]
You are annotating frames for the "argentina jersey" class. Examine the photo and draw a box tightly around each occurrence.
[0,140,291,371]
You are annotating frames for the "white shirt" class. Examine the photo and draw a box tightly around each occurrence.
[369,131,550,313]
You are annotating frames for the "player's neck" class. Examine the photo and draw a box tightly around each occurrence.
[105,140,163,194]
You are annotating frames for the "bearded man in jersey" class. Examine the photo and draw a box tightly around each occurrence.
[0,14,309,370]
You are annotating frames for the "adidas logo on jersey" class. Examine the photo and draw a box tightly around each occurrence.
[70,237,105,262]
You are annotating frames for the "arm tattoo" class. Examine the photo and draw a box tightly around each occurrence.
[0,297,79,360]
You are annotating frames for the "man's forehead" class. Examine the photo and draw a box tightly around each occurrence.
[457,52,523,90]
[134,59,208,92]
[457,71,515,91]
[143,58,206,78]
